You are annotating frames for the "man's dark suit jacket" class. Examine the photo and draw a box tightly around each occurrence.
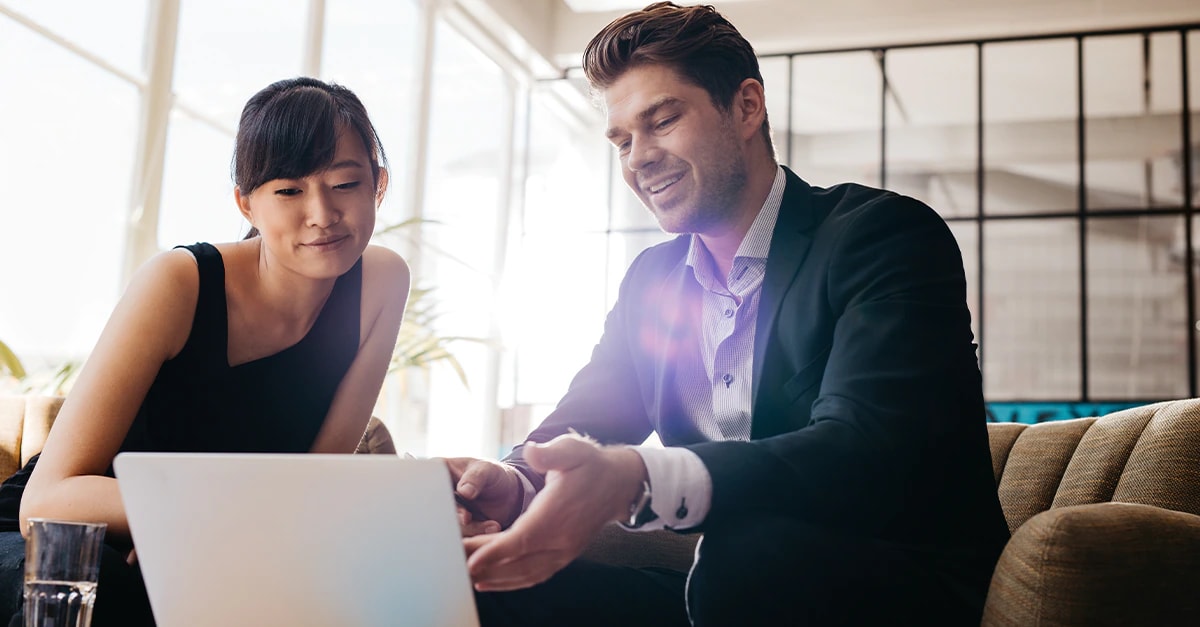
[509,167,1009,566]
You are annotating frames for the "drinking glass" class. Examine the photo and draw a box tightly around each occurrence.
[23,518,107,627]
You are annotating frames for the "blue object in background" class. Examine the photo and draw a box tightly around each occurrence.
[985,402,1152,424]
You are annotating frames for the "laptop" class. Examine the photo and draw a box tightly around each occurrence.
[113,452,480,627]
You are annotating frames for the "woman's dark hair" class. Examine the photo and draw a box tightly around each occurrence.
[233,77,387,238]
[582,2,773,152]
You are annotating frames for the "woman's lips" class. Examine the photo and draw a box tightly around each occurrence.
[304,234,350,251]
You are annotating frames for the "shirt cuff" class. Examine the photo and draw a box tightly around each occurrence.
[509,465,538,514]
[629,446,711,531]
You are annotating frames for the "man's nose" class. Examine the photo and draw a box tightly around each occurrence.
[627,136,662,172]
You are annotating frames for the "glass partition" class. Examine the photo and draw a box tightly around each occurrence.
[1084,33,1184,211]
[982,219,1081,399]
[1087,216,1187,399]
[789,51,882,189]
[983,39,1079,216]
[885,45,978,219]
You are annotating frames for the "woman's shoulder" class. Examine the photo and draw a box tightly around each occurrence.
[361,244,408,274]
[131,247,203,296]
[112,248,204,360]
[360,245,410,292]
[357,245,410,319]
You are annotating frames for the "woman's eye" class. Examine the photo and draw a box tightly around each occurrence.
[274,188,302,197]
[334,181,362,191]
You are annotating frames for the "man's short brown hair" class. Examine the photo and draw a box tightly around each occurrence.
[582,2,773,151]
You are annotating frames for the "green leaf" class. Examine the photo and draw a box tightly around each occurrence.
[387,285,493,389]
[0,340,26,380]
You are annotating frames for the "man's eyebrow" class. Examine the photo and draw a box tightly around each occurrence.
[604,97,682,139]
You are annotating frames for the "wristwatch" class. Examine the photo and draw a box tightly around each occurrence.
[622,479,658,529]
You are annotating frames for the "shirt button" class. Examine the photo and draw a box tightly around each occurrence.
[722,373,733,387]
[723,308,734,318]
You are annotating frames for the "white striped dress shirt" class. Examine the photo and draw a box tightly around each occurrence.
[631,165,787,531]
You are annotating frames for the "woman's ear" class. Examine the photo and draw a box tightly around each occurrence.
[375,167,389,207]
[234,186,254,225]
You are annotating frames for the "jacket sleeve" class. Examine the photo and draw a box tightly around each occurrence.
[686,195,983,533]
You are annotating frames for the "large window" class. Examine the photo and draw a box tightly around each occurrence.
[0,0,538,459]
[417,19,512,458]
[0,4,143,372]
[570,24,1199,408]
[4,0,1197,451]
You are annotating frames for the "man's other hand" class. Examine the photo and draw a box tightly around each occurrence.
[462,434,648,592]
[443,457,524,537]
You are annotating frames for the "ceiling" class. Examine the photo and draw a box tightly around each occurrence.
[460,1,1200,82]
[549,0,1200,64]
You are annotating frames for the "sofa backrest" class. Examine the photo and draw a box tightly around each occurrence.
[987,398,1200,534]
[0,395,64,478]
[0,394,396,478]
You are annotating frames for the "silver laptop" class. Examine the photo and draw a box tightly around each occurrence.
[113,452,479,627]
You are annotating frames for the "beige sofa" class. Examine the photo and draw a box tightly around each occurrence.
[5,394,1200,625]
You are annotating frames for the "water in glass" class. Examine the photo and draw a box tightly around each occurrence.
[24,579,97,627]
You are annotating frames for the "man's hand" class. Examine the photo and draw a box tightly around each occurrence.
[462,434,648,592]
[443,457,525,537]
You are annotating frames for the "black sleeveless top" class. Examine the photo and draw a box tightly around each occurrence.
[0,242,362,531]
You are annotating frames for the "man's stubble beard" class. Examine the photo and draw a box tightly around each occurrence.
[654,123,748,236]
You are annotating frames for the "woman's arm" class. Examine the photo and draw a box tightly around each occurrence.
[19,250,199,540]
[309,245,410,454]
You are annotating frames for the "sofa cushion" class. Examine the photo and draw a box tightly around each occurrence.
[982,502,1200,626]
[995,418,1095,533]
[1051,404,1153,509]
[1111,399,1200,516]
[987,422,1026,485]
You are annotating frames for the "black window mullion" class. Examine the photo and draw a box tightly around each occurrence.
[1077,36,1090,402]
[1181,30,1197,397]
[878,49,888,188]
[976,42,986,379]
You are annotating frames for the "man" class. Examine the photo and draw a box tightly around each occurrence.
[449,3,1009,625]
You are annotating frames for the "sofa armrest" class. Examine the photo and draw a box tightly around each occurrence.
[354,416,396,455]
[580,523,699,573]
[982,502,1200,626]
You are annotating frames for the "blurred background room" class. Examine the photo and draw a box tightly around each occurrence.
[1,0,1199,459]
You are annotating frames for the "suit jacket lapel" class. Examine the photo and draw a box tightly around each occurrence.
[650,251,702,432]
[752,167,820,413]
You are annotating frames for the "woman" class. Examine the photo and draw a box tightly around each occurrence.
[0,77,410,626]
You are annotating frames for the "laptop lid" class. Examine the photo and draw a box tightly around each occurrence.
[114,452,479,627]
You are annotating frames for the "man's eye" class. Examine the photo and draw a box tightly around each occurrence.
[616,141,630,155]
[655,116,677,130]
[274,188,301,197]
[334,181,362,190]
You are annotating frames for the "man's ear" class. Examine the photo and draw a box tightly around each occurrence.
[375,167,389,207]
[733,78,767,141]
[234,186,254,224]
